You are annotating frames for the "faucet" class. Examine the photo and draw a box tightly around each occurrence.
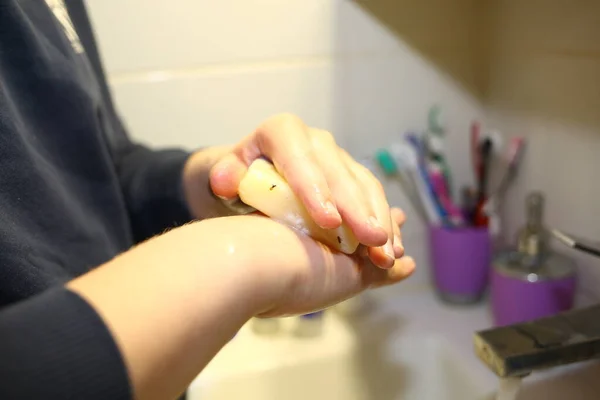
[474,305,600,377]
[474,226,600,378]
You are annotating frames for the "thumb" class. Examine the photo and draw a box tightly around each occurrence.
[209,153,249,199]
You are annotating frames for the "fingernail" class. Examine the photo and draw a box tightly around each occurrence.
[324,200,340,218]
[368,216,383,229]
[394,235,404,252]
[383,240,395,260]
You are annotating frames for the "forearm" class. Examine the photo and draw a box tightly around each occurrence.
[65,214,413,399]
[68,219,260,400]
[182,146,234,219]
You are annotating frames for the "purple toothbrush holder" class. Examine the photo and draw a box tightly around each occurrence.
[429,226,492,305]
[491,252,577,326]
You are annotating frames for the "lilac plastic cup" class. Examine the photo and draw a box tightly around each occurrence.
[491,273,576,326]
[490,252,577,326]
[429,226,492,304]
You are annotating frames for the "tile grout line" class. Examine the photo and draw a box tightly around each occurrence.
[106,53,386,85]
[106,47,478,85]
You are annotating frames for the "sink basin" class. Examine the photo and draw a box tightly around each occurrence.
[187,290,600,400]
[513,361,600,400]
[188,310,491,400]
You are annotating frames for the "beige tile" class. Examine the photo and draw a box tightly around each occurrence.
[487,54,600,128]
[110,62,345,150]
[348,0,490,97]
[352,0,482,50]
[491,0,600,55]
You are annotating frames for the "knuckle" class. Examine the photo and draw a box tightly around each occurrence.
[373,177,385,193]
[274,113,304,129]
[257,113,305,138]
[359,167,384,193]
[313,129,336,143]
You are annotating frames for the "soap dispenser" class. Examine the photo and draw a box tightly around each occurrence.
[490,192,577,326]
[515,191,549,264]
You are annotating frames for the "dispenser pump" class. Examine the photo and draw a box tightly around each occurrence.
[516,192,549,265]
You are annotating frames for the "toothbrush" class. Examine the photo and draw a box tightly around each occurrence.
[428,162,465,226]
[427,105,444,136]
[375,148,428,222]
[490,137,525,202]
[471,121,481,183]
[425,105,454,193]
[389,141,441,225]
[426,134,454,196]
[483,137,525,208]
[473,138,493,227]
[461,186,477,224]
[405,133,447,225]
[483,137,526,238]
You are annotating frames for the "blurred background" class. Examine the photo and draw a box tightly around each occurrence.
[84,1,600,398]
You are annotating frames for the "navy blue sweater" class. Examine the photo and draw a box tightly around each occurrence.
[0,1,193,398]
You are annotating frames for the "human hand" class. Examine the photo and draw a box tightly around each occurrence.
[184,114,404,269]
[68,212,413,400]
[197,213,414,318]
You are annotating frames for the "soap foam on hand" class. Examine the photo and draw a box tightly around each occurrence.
[237,159,359,254]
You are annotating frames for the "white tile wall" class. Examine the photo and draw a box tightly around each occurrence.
[85,0,486,287]
[87,0,405,74]
[86,0,338,73]
[112,62,340,149]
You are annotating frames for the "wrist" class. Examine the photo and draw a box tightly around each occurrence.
[193,216,296,316]
[185,219,267,317]
[189,217,274,316]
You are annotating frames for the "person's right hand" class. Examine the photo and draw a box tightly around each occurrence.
[201,211,414,317]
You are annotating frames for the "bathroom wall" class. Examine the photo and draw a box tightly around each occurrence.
[485,1,600,305]
[85,0,485,286]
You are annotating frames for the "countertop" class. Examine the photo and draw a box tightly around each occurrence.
[365,282,600,397]
[359,283,499,389]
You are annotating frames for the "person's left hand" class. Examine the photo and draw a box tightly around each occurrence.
[183,113,405,269]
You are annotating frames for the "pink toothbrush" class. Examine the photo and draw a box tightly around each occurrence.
[428,162,465,226]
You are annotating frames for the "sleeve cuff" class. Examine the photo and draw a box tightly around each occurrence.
[0,288,131,399]
[125,148,194,241]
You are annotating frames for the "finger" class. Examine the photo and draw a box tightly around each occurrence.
[362,256,416,288]
[309,129,387,247]
[365,199,394,268]
[256,115,342,229]
[210,152,250,199]
[391,207,407,227]
[341,155,394,268]
[209,133,263,199]
[390,208,406,258]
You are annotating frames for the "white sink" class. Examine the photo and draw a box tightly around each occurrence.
[187,289,600,400]
[513,361,600,400]
[188,309,492,400]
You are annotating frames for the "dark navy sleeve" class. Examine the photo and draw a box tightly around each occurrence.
[0,288,131,399]
[112,136,194,242]
[68,1,194,242]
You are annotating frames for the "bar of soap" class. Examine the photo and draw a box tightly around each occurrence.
[238,159,359,254]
